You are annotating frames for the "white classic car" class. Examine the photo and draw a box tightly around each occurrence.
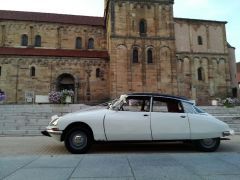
[42,93,234,153]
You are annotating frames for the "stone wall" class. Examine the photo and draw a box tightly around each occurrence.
[0,20,106,50]
[0,57,109,103]
[174,19,231,104]
[0,104,239,136]
[107,0,178,98]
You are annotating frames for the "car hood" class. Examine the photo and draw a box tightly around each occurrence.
[60,107,109,121]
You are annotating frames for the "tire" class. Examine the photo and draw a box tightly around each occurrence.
[64,128,92,154]
[195,138,220,152]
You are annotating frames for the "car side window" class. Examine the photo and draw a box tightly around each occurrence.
[121,96,150,112]
[152,97,184,113]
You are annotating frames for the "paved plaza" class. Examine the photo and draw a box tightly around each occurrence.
[0,136,240,180]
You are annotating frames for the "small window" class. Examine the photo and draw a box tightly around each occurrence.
[198,36,203,45]
[35,35,41,47]
[132,48,139,63]
[75,37,82,49]
[30,66,36,77]
[96,68,100,78]
[21,34,28,46]
[0,66,1,76]
[147,49,153,64]
[197,67,204,81]
[88,38,94,49]
[139,19,147,36]
[152,97,184,113]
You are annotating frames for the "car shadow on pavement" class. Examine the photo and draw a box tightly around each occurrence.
[89,142,198,154]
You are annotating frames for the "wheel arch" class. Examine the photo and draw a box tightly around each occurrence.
[61,122,94,142]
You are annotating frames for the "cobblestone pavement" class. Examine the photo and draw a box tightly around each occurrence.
[0,136,240,180]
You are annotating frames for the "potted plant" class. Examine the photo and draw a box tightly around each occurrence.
[0,89,6,104]
[61,90,74,104]
[49,90,74,104]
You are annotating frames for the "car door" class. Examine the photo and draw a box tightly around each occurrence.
[150,97,191,140]
[104,96,152,141]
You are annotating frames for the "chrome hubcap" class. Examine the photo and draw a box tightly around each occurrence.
[71,132,87,149]
[73,135,84,146]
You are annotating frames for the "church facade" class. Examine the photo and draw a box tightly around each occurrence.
[0,0,237,105]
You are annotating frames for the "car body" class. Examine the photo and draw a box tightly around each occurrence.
[42,93,234,153]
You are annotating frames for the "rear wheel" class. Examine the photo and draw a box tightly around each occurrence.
[195,138,220,152]
[64,128,92,154]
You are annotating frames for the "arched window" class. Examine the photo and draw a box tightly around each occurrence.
[21,34,28,46]
[147,49,153,64]
[96,68,100,78]
[75,37,82,49]
[132,48,139,63]
[139,19,147,36]
[35,35,41,47]
[198,36,203,45]
[30,66,36,77]
[197,67,204,81]
[88,38,94,49]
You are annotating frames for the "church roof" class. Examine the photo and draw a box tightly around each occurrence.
[0,10,104,26]
[0,47,109,59]
[174,17,227,24]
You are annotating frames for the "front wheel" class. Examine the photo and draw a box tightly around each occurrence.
[195,138,220,152]
[64,128,92,154]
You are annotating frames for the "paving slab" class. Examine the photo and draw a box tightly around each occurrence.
[128,154,202,180]
[0,156,38,179]
[202,175,240,180]
[25,155,82,168]
[171,153,240,176]
[69,178,135,180]
[3,168,73,180]
[72,155,133,179]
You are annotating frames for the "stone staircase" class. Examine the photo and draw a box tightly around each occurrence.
[0,104,89,136]
[0,105,239,136]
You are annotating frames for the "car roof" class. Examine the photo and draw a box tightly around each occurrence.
[126,93,190,101]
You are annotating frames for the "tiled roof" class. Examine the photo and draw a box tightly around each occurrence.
[174,17,227,24]
[0,10,104,26]
[0,47,109,59]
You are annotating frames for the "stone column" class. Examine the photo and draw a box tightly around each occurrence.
[57,27,62,49]
[30,26,34,47]
[85,69,92,101]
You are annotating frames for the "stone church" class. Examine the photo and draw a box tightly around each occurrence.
[0,0,237,105]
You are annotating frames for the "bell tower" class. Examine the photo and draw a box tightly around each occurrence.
[105,0,177,98]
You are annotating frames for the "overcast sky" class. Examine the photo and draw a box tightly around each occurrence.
[0,0,239,61]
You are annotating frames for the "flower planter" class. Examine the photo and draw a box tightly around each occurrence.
[65,96,72,103]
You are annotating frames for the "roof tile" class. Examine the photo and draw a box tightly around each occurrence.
[0,10,104,26]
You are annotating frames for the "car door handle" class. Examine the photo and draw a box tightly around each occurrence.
[180,115,186,118]
[143,114,149,117]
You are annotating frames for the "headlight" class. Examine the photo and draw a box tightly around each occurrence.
[51,119,59,126]
[49,115,60,126]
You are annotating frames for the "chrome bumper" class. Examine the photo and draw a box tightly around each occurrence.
[42,127,62,141]
[223,129,235,137]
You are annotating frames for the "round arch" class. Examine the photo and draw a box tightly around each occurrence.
[56,73,75,92]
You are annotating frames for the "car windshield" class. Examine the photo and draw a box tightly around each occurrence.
[193,106,206,114]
